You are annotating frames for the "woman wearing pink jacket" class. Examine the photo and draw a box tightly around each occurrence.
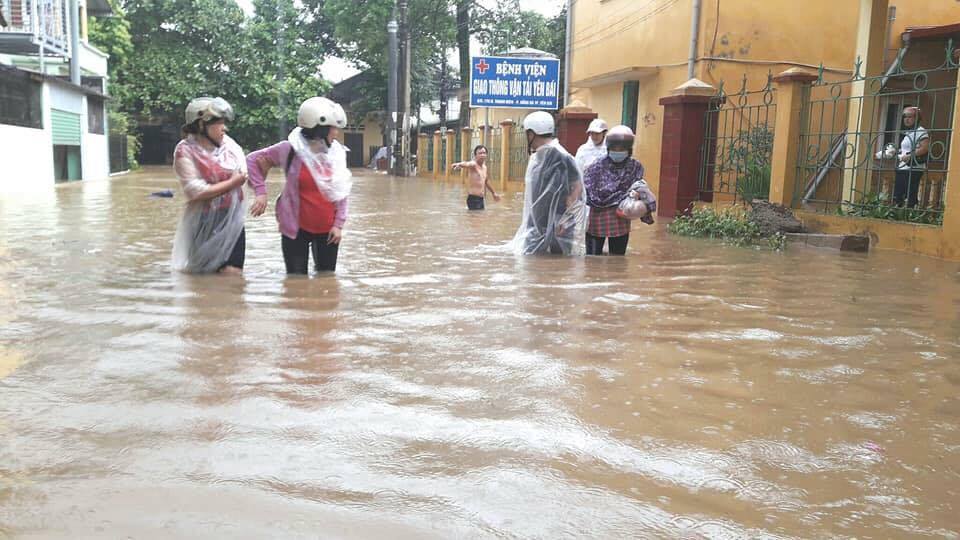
[246,97,352,274]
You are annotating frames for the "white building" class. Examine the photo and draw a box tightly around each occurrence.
[0,0,113,191]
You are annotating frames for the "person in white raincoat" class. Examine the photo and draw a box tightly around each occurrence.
[171,97,249,274]
[575,118,608,172]
[510,111,587,256]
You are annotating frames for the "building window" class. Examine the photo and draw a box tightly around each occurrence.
[621,81,639,132]
[88,97,105,134]
[0,70,43,129]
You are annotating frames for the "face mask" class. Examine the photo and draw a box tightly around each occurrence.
[609,151,629,163]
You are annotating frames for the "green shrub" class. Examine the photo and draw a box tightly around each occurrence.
[668,206,785,250]
[839,192,943,226]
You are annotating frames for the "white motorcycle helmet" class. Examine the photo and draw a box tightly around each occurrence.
[586,118,608,134]
[298,96,347,129]
[184,96,234,125]
[522,111,555,136]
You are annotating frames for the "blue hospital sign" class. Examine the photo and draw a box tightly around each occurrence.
[470,56,561,110]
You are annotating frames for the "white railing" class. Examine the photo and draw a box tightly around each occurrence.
[0,0,70,56]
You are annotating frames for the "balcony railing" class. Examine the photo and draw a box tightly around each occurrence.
[0,0,70,56]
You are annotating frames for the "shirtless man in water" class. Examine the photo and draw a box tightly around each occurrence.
[452,145,501,210]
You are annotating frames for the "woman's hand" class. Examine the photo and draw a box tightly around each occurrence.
[250,194,268,217]
[327,227,342,244]
[493,193,502,202]
[230,171,246,187]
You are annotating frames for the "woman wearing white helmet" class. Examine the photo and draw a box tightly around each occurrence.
[575,118,608,172]
[171,96,250,274]
[246,96,353,274]
[509,110,587,255]
[582,125,655,256]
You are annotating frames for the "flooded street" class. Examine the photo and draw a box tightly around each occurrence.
[1,166,960,538]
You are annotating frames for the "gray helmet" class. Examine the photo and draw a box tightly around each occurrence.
[184,97,234,125]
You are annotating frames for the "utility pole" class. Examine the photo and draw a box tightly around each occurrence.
[394,0,410,176]
[439,53,447,132]
[386,12,399,169]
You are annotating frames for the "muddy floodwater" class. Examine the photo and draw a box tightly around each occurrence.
[1,167,959,538]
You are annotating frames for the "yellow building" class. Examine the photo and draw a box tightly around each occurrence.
[569,0,960,199]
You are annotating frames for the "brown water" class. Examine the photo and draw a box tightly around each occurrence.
[1,167,960,539]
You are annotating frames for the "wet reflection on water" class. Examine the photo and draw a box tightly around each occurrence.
[1,168,959,538]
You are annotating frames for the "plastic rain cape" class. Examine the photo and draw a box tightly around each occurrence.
[509,139,587,256]
[287,127,352,202]
[575,138,607,172]
[171,135,247,273]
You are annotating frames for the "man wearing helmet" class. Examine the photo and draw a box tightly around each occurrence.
[246,96,354,274]
[171,96,250,274]
[509,111,587,255]
[575,118,608,172]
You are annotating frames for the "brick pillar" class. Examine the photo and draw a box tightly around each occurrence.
[657,79,716,218]
[432,130,441,179]
[460,127,473,182]
[557,101,597,155]
[444,130,456,182]
[417,133,429,176]
[769,69,819,207]
[500,120,514,192]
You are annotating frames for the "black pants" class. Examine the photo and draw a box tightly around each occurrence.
[217,228,245,271]
[586,233,629,256]
[467,194,485,210]
[894,169,924,208]
[282,229,339,274]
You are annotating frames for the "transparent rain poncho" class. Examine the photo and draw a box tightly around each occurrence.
[287,127,352,202]
[509,139,587,256]
[171,134,247,273]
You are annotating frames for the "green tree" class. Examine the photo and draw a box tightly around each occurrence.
[326,0,456,117]
[122,0,248,119]
[88,1,139,167]
[231,0,335,148]
[475,1,565,57]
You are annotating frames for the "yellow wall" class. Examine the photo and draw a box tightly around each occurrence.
[569,0,960,207]
[889,2,960,49]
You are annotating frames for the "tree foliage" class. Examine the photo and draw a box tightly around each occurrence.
[90,0,337,151]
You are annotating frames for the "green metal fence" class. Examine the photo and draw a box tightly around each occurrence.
[426,135,434,172]
[698,73,777,203]
[795,42,957,225]
[508,127,529,182]
[487,127,502,183]
[439,133,447,173]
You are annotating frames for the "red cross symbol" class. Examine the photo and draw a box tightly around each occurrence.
[475,59,490,75]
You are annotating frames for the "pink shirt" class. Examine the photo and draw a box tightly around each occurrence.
[245,141,349,239]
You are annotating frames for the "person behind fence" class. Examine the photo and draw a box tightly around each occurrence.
[575,118,608,172]
[246,97,352,274]
[583,125,655,256]
[171,97,250,275]
[894,106,930,208]
[452,145,501,210]
[509,111,586,256]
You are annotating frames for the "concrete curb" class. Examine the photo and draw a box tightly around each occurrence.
[785,233,870,253]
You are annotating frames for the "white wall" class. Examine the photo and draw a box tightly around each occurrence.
[82,133,109,180]
[79,42,109,77]
[0,123,53,192]
[49,83,83,114]
[81,95,109,180]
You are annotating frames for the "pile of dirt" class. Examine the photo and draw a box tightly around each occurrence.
[748,200,804,236]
